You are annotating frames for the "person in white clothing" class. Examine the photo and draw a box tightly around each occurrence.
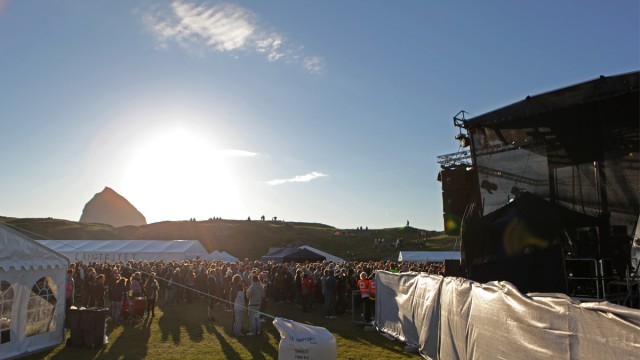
[230,274,246,336]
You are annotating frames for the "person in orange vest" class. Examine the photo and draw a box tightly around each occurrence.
[357,272,372,322]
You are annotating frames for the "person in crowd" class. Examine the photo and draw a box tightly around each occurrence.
[206,268,217,322]
[82,267,97,307]
[336,268,347,315]
[294,268,303,308]
[300,273,315,313]
[93,274,106,307]
[65,268,75,310]
[323,267,338,319]
[184,270,196,304]
[230,274,246,336]
[130,272,144,298]
[246,274,265,335]
[109,275,127,325]
[144,272,159,318]
[358,271,372,323]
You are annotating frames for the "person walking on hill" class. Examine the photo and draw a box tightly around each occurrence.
[246,274,265,335]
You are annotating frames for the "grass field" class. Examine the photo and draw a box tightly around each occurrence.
[24,295,420,360]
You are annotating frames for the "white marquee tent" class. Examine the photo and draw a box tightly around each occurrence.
[0,224,69,360]
[36,239,208,263]
[300,245,345,263]
[203,250,239,262]
[398,251,460,263]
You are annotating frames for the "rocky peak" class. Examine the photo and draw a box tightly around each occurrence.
[79,187,147,227]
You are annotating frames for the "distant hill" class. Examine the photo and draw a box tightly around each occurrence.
[0,216,457,261]
[79,187,147,227]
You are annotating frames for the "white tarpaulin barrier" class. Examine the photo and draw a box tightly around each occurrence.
[0,225,69,360]
[375,271,640,360]
[273,317,337,360]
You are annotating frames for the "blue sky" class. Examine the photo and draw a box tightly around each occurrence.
[0,1,638,230]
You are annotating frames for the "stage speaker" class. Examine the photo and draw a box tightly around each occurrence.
[440,167,473,192]
[445,259,464,277]
[565,259,597,277]
[440,167,474,236]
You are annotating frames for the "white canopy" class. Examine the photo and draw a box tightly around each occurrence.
[300,245,345,263]
[0,224,69,360]
[398,251,460,263]
[37,239,208,263]
[203,250,239,262]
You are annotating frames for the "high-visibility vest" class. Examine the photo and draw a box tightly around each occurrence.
[369,279,376,300]
[357,279,370,298]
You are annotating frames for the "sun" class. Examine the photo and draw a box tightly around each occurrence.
[122,124,242,222]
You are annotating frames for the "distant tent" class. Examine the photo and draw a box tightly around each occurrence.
[204,250,239,262]
[36,239,208,262]
[261,247,326,263]
[299,245,345,263]
[398,251,461,263]
[0,224,69,359]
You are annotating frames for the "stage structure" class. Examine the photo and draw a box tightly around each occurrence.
[437,71,639,302]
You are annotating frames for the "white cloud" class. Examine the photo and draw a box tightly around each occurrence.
[222,149,258,157]
[267,171,328,186]
[142,1,323,74]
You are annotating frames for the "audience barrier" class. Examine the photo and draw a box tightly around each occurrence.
[375,271,640,359]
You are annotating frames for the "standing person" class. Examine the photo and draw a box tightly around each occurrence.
[109,275,127,325]
[323,268,337,319]
[130,272,143,298]
[358,272,372,323]
[93,274,106,308]
[65,269,75,310]
[230,274,245,336]
[82,268,96,307]
[246,274,264,336]
[206,268,217,322]
[144,273,159,318]
[300,273,314,313]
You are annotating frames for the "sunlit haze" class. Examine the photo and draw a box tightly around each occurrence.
[0,1,637,230]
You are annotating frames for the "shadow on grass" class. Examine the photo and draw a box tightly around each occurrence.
[100,318,152,359]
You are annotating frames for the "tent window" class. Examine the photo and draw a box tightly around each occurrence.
[0,281,14,344]
[26,277,57,337]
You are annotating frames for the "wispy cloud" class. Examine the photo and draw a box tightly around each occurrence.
[222,149,258,158]
[267,171,328,186]
[142,0,324,74]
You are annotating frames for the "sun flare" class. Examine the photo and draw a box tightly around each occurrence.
[122,125,241,222]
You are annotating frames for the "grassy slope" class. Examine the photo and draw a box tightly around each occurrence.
[0,216,458,261]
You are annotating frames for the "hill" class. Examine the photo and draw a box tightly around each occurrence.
[0,216,458,261]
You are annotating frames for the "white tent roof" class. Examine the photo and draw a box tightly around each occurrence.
[36,239,208,262]
[203,250,239,262]
[300,245,345,263]
[1,225,69,271]
[398,251,460,263]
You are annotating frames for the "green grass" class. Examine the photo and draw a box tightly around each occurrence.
[24,296,420,360]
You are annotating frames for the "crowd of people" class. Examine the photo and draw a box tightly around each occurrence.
[64,258,446,335]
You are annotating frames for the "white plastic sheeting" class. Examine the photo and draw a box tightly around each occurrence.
[37,239,208,262]
[397,251,460,263]
[375,271,640,360]
[0,225,68,360]
[273,317,337,360]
